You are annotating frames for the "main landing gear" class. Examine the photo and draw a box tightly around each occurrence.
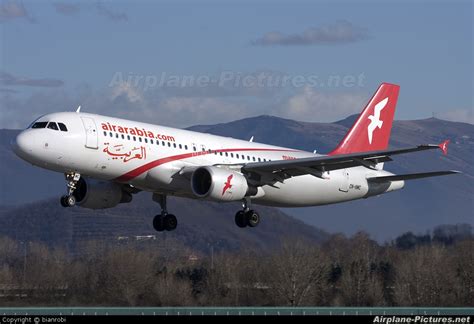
[235,198,260,228]
[152,194,178,232]
[60,172,81,208]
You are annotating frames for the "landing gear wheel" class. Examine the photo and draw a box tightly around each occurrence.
[60,172,80,208]
[246,210,260,227]
[235,211,247,228]
[164,214,177,231]
[60,195,69,208]
[152,194,178,232]
[153,215,165,232]
[66,195,76,207]
[61,195,76,207]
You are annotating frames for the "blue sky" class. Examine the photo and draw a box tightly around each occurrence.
[0,0,472,128]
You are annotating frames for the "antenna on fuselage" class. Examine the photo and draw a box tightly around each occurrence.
[76,105,81,113]
[249,136,254,142]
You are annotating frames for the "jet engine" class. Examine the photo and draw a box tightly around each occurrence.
[73,178,132,209]
[191,166,255,201]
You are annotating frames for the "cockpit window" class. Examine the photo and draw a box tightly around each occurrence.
[31,122,48,129]
[47,122,59,130]
[58,123,68,132]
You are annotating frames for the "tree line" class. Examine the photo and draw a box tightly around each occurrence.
[0,227,472,307]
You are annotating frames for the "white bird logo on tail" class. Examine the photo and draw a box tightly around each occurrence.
[367,97,388,144]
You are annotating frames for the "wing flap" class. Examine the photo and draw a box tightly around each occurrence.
[242,144,441,174]
[367,170,461,183]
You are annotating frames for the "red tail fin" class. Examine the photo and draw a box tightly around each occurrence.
[438,139,450,155]
[329,82,400,155]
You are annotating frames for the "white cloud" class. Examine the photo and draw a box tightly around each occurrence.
[0,90,75,129]
[0,71,64,87]
[53,2,80,16]
[280,86,367,122]
[0,1,34,23]
[96,2,127,22]
[110,82,143,103]
[253,21,369,46]
[0,82,369,130]
[158,97,250,127]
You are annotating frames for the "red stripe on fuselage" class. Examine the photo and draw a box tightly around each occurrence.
[115,148,298,182]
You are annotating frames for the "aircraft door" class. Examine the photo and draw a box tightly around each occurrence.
[339,169,350,193]
[81,117,98,149]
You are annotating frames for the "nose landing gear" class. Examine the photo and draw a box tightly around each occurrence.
[60,172,81,208]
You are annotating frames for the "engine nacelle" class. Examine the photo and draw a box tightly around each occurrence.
[73,178,132,209]
[191,166,253,201]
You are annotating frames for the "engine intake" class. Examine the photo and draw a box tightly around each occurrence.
[74,178,132,209]
[191,166,252,201]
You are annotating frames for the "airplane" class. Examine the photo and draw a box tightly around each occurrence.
[12,83,460,231]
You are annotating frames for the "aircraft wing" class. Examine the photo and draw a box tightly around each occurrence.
[241,141,454,184]
[366,170,460,182]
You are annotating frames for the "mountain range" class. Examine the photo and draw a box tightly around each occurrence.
[0,193,329,253]
[0,115,472,242]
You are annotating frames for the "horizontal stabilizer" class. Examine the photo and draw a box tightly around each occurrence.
[367,170,461,182]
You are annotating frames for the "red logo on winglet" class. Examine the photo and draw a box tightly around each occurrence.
[222,174,233,195]
[438,140,450,155]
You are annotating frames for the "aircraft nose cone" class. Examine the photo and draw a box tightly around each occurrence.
[12,131,33,160]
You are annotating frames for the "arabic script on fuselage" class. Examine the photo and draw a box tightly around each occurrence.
[103,143,147,163]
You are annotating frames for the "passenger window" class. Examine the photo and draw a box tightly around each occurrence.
[162,141,165,146]
[179,144,182,149]
[225,152,228,157]
[109,132,113,137]
[173,143,176,148]
[139,137,142,142]
[236,154,239,159]
[103,131,107,136]
[193,146,196,151]
[127,135,130,140]
[145,138,148,143]
[220,152,223,156]
[133,136,136,141]
[253,157,256,161]
[116,133,119,138]
[151,139,154,144]
[230,153,234,158]
[31,122,48,129]
[185,145,188,150]
[47,122,59,130]
[121,134,125,139]
[58,123,68,131]
[247,156,250,161]
[168,142,171,147]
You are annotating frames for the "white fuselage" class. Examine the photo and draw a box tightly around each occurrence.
[13,112,403,207]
